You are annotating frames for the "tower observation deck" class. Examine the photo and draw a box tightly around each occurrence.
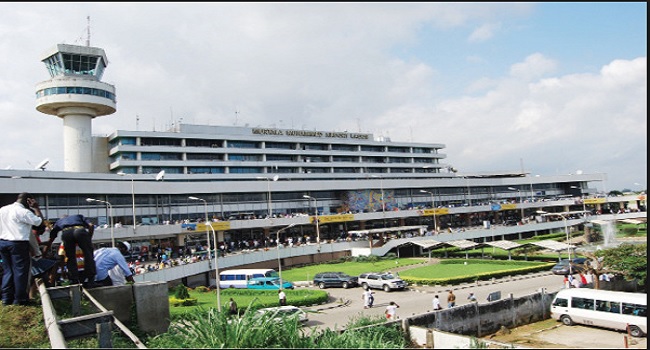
[35,44,116,172]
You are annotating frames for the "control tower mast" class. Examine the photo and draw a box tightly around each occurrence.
[35,40,116,172]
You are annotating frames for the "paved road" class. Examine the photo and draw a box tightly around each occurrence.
[300,271,563,331]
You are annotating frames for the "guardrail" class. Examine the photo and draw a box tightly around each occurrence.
[37,278,146,348]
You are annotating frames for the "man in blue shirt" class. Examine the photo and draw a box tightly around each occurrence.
[46,214,96,288]
[94,241,134,286]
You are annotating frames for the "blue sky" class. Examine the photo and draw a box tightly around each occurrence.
[0,2,646,191]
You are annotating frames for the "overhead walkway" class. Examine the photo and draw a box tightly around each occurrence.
[133,212,646,285]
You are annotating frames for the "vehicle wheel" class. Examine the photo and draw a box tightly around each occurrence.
[383,284,391,292]
[629,325,644,338]
[342,282,349,289]
[362,283,369,290]
[560,315,573,326]
[318,282,326,289]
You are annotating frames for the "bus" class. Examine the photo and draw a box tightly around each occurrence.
[551,288,647,337]
[218,269,278,289]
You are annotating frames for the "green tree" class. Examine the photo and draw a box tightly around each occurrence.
[596,243,647,287]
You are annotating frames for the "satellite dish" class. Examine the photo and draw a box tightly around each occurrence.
[576,170,583,175]
[35,158,49,171]
[4,165,11,170]
[156,170,165,181]
[272,175,279,182]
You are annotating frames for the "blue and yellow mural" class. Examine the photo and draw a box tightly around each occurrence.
[343,189,396,212]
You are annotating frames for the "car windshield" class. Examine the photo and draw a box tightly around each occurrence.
[380,274,396,280]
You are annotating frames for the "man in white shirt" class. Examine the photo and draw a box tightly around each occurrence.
[0,193,43,305]
[278,289,287,306]
[93,241,135,287]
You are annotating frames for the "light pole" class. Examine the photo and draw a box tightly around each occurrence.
[303,195,321,252]
[276,223,296,289]
[118,172,137,234]
[188,196,220,309]
[465,176,472,207]
[87,198,115,247]
[370,175,386,225]
[537,210,572,273]
[571,186,588,218]
[420,190,438,234]
[256,175,279,219]
[508,187,524,220]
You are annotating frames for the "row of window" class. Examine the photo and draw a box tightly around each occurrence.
[113,152,436,164]
[113,137,438,154]
[43,53,105,79]
[555,297,647,317]
[36,86,115,102]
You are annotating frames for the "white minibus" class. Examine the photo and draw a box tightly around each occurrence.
[551,288,647,337]
[219,269,278,289]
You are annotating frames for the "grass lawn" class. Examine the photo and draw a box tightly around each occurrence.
[169,288,328,317]
[400,260,548,279]
[280,258,422,281]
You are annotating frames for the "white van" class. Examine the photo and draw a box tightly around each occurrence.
[219,269,278,289]
[551,288,647,337]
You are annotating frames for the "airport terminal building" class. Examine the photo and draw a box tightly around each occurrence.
[0,41,639,254]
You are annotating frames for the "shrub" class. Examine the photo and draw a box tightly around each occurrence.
[169,297,198,307]
[174,284,190,299]
[194,286,210,293]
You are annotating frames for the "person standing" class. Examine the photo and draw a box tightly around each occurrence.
[579,272,588,287]
[385,301,399,320]
[93,241,135,286]
[278,289,287,306]
[362,289,375,308]
[0,193,43,306]
[447,290,456,308]
[432,295,442,310]
[46,214,96,288]
[228,298,238,315]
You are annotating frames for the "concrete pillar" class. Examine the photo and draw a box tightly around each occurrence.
[87,282,170,334]
[133,281,170,334]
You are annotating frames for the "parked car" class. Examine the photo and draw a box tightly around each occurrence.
[358,272,407,292]
[313,272,359,289]
[256,305,308,324]
[246,277,294,290]
[551,258,588,275]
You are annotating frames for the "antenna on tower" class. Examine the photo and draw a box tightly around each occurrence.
[234,109,239,126]
[136,115,140,131]
[86,16,91,47]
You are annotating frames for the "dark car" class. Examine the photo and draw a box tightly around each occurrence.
[313,272,359,289]
[551,258,588,275]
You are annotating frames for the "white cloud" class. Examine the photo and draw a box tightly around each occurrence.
[468,22,502,43]
[0,3,645,191]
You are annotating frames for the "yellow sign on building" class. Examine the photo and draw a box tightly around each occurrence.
[420,208,450,216]
[316,214,355,224]
[196,222,231,231]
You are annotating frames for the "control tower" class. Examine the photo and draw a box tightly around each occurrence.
[35,44,116,172]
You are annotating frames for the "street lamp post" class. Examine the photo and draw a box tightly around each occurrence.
[118,172,137,234]
[420,190,438,234]
[256,175,279,219]
[188,196,220,309]
[86,198,115,247]
[508,187,524,220]
[303,195,321,252]
[276,223,296,289]
[537,210,572,273]
[371,175,386,227]
[571,186,588,218]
